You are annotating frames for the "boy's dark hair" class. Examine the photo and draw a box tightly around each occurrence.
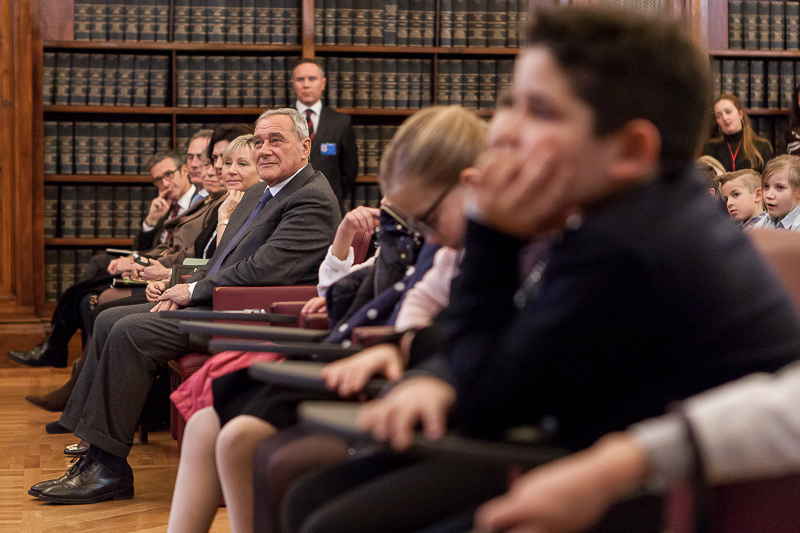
[206,123,255,161]
[145,150,185,173]
[526,7,710,170]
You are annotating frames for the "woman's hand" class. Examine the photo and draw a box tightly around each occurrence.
[219,189,246,221]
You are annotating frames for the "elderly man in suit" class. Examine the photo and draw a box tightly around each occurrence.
[293,59,359,214]
[29,108,341,505]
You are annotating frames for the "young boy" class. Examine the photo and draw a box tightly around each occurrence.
[282,7,800,533]
[717,169,766,230]
[756,155,800,231]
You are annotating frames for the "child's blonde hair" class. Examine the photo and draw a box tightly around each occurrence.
[717,169,762,193]
[762,155,800,190]
[379,106,487,194]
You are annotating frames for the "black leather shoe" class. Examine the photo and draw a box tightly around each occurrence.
[45,420,71,434]
[37,459,134,504]
[7,343,66,368]
[29,456,89,497]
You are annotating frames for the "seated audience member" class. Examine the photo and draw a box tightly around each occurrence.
[165,106,485,533]
[280,8,800,533]
[753,155,800,231]
[702,94,772,173]
[27,108,341,505]
[716,169,766,230]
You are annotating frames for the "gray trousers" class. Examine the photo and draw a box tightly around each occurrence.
[59,302,208,457]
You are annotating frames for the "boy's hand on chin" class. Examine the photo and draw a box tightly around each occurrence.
[471,148,580,239]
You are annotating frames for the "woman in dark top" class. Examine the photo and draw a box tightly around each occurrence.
[703,94,772,172]
[785,84,800,156]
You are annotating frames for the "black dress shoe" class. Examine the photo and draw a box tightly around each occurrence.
[29,456,89,497]
[37,459,134,504]
[45,421,71,434]
[7,343,66,368]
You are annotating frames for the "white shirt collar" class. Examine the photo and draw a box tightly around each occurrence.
[265,164,308,198]
[177,185,197,215]
[296,100,323,116]
[775,203,800,230]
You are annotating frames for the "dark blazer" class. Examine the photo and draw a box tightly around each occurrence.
[188,164,342,304]
[308,106,359,214]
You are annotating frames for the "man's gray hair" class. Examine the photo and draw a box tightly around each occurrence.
[255,108,309,143]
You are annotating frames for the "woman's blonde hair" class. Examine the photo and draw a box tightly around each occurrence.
[222,134,255,160]
[710,94,769,171]
[379,106,487,194]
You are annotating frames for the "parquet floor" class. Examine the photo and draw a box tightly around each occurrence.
[0,364,232,532]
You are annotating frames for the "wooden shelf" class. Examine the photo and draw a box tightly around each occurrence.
[44,174,153,183]
[45,238,135,246]
[45,105,177,114]
[44,40,303,53]
[314,45,519,55]
[356,175,379,183]
[746,108,789,116]
[709,49,800,58]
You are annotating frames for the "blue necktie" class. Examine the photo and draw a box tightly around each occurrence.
[208,188,272,275]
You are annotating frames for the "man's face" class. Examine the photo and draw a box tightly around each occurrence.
[292,63,326,107]
[186,136,210,186]
[253,115,311,187]
[487,47,618,209]
[150,158,180,196]
[157,159,191,202]
[211,140,230,179]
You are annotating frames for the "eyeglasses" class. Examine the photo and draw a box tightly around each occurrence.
[152,168,179,184]
[406,182,457,235]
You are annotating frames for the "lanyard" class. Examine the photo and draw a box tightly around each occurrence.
[727,140,742,170]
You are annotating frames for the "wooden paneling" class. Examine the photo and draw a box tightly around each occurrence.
[40,0,72,41]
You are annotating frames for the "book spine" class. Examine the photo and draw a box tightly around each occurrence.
[365,126,379,176]
[58,122,74,174]
[384,0,398,45]
[155,0,170,41]
[369,0,384,45]
[272,56,287,107]
[326,57,339,108]
[241,0,256,43]
[44,121,58,174]
[156,122,172,152]
[313,0,323,44]
[408,59,421,108]
[735,59,749,107]
[124,0,139,41]
[77,186,97,238]
[76,249,94,282]
[461,61,479,109]
[497,59,513,97]
[109,122,124,174]
[770,1,785,51]
[257,56,273,108]
[190,0,208,42]
[709,58,722,96]
[355,60,370,108]
[780,60,795,109]
[749,60,764,108]
[271,0,286,44]
[788,2,800,50]
[55,53,72,106]
[758,1,770,50]
[420,59,431,107]
[487,0,506,47]
[174,0,191,41]
[58,249,76,297]
[87,54,105,106]
[743,1,758,50]
[96,186,114,238]
[518,0,528,45]
[139,123,156,174]
[370,58,383,109]
[207,0,226,43]
[107,0,125,40]
[74,0,92,41]
[226,0,242,43]
[116,54,135,106]
[396,59,409,109]
[796,60,800,100]
[767,60,779,108]
[132,54,151,107]
[440,0,453,47]
[44,185,59,238]
[150,55,168,107]
[396,0,409,46]
[69,53,90,106]
[721,59,735,95]
[102,54,118,106]
[113,186,130,238]
[408,0,423,46]
[207,55,225,107]
[141,188,158,224]
[353,0,368,45]
[379,125,394,166]
[452,0,467,47]
[60,185,78,238]
[255,0,271,43]
[189,55,207,108]
[478,59,495,109]
[43,52,56,105]
[339,57,355,108]
[423,0,435,46]
[353,184,367,208]
[437,59,450,104]
[91,122,110,175]
[286,0,301,44]
[242,56,259,107]
[176,124,191,156]
[366,182,381,208]
[74,122,92,174]
[383,59,397,109]
[139,0,156,41]
[45,249,59,302]
[123,122,140,174]
[467,0,487,47]
[353,125,366,176]
[91,0,108,41]
[506,0,518,47]
[450,59,463,106]
[225,56,243,108]
[176,56,190,107]
[337,0,354,45]
[128,186,143,237]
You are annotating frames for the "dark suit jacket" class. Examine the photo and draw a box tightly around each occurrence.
[187,164,341,304]
[308,106,359,214]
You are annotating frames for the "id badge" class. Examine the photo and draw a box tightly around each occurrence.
[321,143,337,155]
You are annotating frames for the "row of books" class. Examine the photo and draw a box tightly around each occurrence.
[342,183,383,213]
[44,52,169,107]
[437,59,512,109]
[45,248,107,301]
[711,59,800,109]
[727,0,800,50]
[44,184,157,239]
[44,122,172,175]
[73,0,302,44]
[353,125,399,177]
[322,57,432,109]
[175,55,294,108]
[313,0,528,48]
[751,115,790,155]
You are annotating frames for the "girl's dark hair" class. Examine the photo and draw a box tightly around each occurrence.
[206,123,255,160]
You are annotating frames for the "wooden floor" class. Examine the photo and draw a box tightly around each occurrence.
[0,363,232,532]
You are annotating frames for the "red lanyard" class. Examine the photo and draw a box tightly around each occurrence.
[728,140,742,170]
